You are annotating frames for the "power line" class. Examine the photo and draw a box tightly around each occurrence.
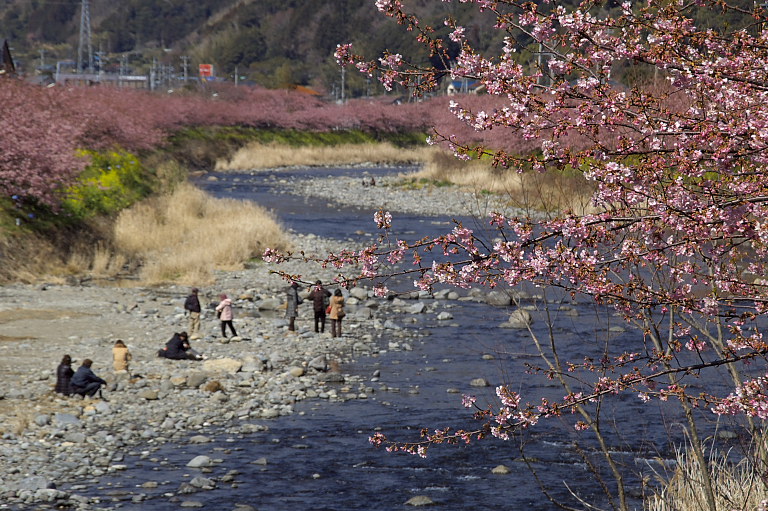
[77,0,92,73]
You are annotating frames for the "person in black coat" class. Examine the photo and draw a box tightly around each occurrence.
[55,354,74,395]
[158,331,203,360]
[70,359,107,399]
[184,288,202,337]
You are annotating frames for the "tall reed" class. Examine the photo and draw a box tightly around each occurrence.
[113,183,290,285]
[410,150,597,215]
[216,142,437,170]
[647,447,767,511]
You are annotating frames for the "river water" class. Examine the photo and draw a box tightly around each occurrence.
[71,166,747,510]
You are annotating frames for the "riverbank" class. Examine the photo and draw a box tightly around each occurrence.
[0,220,507,509]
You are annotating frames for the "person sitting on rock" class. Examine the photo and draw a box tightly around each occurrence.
[157,331,204,360]
[112,339,132,374]
[55,354,74,396]
[70,359,107,399]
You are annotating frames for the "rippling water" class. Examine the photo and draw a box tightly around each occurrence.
[66,167,749,510]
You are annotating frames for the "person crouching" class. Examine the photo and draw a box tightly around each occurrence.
[70,359,107,400]
[157,331,204,360]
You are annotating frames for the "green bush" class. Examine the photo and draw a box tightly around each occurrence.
[62,150,150,219]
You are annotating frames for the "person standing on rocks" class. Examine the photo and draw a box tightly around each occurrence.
[328,289,346,338]
[70,359,107,399]
[308,280,332,334]
[215,293,238,339]
[158,331,204,360]
[184,287,202,339]
[55,354,74,395]
[112,340,132,375]
[285,281,303,332]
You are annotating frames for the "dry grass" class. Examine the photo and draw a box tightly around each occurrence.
[647,448,768,511]
[413,151,597,215]
[112,183,291,285]
[216,141,437,171]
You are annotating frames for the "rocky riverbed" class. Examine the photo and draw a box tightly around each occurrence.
[0,228,522,510]
[236,164,526,219]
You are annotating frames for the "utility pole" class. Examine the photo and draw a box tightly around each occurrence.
[77,0,93,73]
[181,55,189,84]
[340,66,346,103]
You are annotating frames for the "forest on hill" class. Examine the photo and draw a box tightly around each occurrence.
[1,0,759,96]
[0,0,504,95]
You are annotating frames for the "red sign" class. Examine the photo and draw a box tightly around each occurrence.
[198,64,214,77]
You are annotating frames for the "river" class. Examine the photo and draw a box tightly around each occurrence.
[69,166,747,510]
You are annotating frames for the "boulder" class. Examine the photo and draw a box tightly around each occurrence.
[257,297,282,310]
[408,302,426,314]
[501,309,532,329]
[138,389,159,400]
[405,495,435,507]
[186,372,208,388]
[54,413,81,427]
[349,287,369,300]
[15,475,55,491]
[202,358,242,375]
[485,290,513,306]
[470,378,490,387]
[186,455,211,468]
[308,355,328,372]
[288,366,305,377]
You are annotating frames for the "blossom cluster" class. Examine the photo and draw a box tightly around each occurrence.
[300,0,768,464]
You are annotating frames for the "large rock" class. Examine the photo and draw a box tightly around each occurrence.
[186,372,208,388]
[202,358,242,374]
[138,389,159,400]
[54,413,81,427]
[15,475,55,491]
[186,455,211,468]
[349,287,369,300]
[405,496,435,507]
[408,302,426,314]
[501,309,533,329]
[256,298,282,311]
[485,290,514,306]
[492,465,512,474]
[308,355,328,372]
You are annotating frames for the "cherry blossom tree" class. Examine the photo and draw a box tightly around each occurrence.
[285,0,768,509]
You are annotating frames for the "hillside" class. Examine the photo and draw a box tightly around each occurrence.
[0,0,504,95]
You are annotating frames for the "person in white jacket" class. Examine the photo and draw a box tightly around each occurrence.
[215,293,238,338]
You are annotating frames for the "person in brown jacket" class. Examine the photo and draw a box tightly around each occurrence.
[328,289,345,338]
[112,340,132,374]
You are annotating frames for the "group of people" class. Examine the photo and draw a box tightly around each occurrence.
[286,280,346,337]
[54,284,346,398]
[55,329,208,398]
[54,339,131,399]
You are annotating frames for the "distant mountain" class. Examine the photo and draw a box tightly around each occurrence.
[4,0,752,95]
[0,0,505,96]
